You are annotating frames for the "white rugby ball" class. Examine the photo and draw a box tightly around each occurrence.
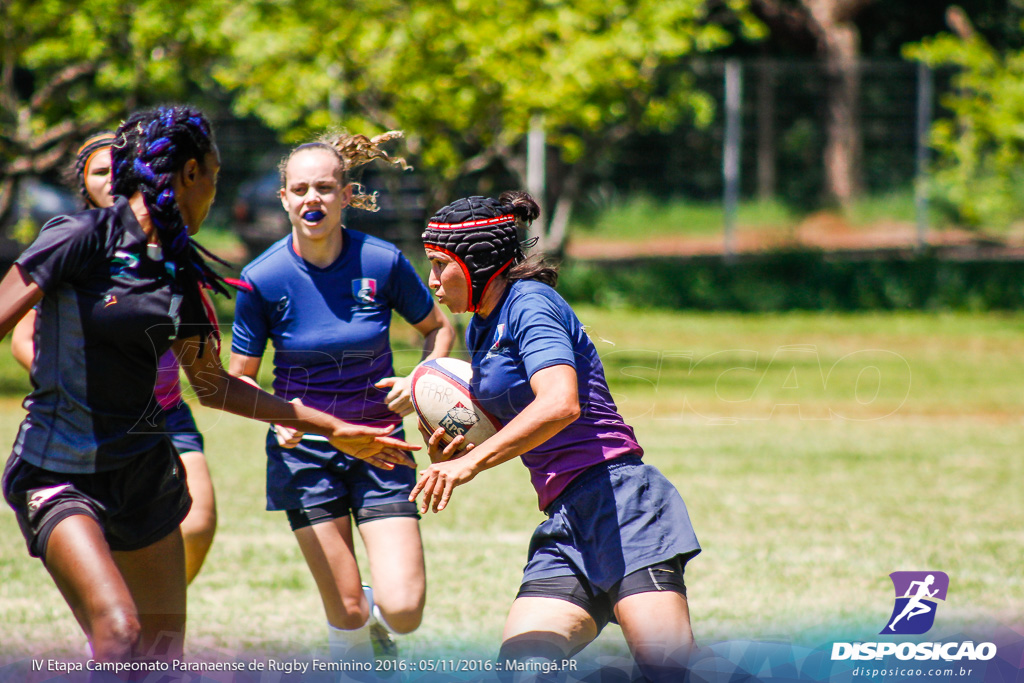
[410,358,501,452]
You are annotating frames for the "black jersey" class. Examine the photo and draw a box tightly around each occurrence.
[11,198,207,473]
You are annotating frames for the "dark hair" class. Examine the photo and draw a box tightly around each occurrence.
[68,131,116,208]
[278,131,410,212]
[111,106,228,343]
[497,191,558,286]
[507,253,559,287]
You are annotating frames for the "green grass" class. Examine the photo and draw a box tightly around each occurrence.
[1,310,1022,665]
[570,195,795,239]
[843,188,919,226]
[194,222,247,260]
[567,189,962,243]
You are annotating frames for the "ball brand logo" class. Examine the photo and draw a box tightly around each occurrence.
[440,402,479,437]
[883,571,949,635]
[352,278,377,305]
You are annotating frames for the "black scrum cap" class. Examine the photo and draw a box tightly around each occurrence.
[422,196,524,312]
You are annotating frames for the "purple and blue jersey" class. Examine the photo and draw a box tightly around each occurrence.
[466,279,642,510]
[231,230,434,426]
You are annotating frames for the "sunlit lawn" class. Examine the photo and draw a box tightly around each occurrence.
[0,309,1021,665]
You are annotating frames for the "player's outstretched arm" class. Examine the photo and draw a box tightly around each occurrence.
[0,265,43,342]
[176,335,418,470]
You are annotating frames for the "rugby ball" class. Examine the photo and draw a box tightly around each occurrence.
[410,358,501,452]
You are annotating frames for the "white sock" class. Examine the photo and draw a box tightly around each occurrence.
[327,619,373,669]
[362,584,398,634]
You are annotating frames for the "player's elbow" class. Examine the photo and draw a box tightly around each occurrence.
[551,397,581,425]
[192,371,230,409]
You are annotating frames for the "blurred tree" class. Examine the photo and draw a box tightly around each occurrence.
[210,0,763,252]
[749,0,876,207]
[0,0,227,233]
[906,5,1024,228]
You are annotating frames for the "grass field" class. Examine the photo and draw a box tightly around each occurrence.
[1,308,1022,666]
[567,189,954,241]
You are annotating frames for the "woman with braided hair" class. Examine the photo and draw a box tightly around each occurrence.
[10,132,118,368]
[0,106,418,665]
[10,130,218,586]
[228,133,454,665]
[412,191,701,681]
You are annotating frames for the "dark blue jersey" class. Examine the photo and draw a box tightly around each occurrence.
[231,230,434,425]
[11,198,207,473]
[466,279,642,510]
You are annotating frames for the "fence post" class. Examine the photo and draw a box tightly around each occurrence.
[527,114,547,249]
[756,59,777,201]
[915,62,933,252]
[723,59,743,263]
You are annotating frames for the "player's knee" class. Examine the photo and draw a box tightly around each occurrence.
[379,602,423,634]
[90,608,142,662]
[326,596,370,630]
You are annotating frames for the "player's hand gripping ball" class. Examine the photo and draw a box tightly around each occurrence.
[410,358,499,457]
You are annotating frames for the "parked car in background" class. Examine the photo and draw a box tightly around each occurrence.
[231,166,428,261]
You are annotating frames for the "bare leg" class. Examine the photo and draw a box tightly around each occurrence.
[111,528,187,660]
[614,591,695,682]
[294,517,369,629]
[45,515,141,663]
[45,516,187,663]
[500,596,598,670]
[359,517,425,634]
[177,450,217,584]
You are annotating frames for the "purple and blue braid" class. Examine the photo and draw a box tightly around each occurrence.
[111,106,242,345]
[112,107,224,284]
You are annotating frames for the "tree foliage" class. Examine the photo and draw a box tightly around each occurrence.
[2,0,759,249]
[0,0,226,230]
[906,16,1024,228]
[211,0,762,249]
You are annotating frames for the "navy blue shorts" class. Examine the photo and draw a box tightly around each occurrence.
[162,402,204,455]
[2,439,191,559]
[522,455,701,592]
[264,429,418,517]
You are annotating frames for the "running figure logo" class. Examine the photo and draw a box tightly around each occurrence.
[882,571,949,635]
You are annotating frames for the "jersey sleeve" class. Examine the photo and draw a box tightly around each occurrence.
[385,251,435,325]
[508,290,577,379]
[230,275,270,357]
[14,214,105,292]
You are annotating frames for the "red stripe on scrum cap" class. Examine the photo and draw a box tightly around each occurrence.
[426,214,514,230]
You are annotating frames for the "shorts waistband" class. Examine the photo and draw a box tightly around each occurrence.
[544,454,643,516]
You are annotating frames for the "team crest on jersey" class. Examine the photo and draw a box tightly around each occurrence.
[486,323,507,357]
[352,278,378,305]
[109,250,141,279]
[439,402,479,437]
